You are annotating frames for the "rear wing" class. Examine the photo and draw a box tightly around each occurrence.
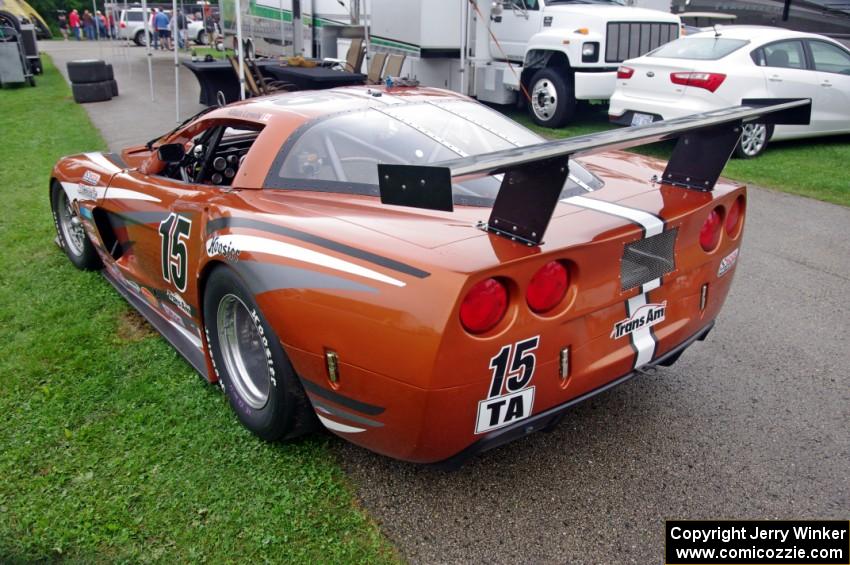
[378,98,811,246]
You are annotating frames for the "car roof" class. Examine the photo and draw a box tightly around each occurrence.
[201,85,471,128]
[688,25,838,43]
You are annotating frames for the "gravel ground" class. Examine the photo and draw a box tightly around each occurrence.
[334,186,850,564]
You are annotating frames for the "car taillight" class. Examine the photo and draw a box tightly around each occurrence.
[726,195,744,237]
[670,72,726,93]
[120,21,126,27]
[617,66,634,79]
[527,261,569,313]
[460,278,508,334]
[700,207,723,252]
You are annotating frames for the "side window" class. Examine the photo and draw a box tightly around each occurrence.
[762,40,807,70]
[511,0,539,10]
[750,48,766,67]
[808,40,850,75]
[126,11,143,21]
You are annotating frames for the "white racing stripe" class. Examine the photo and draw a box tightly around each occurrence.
[84,152,122,173]
[317,414,366,434]
[565,195,666,369]
[564,195,664,237]
[105,187,162,203]
[206,234,406,288]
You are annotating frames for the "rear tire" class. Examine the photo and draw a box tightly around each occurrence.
[734,123,773,159]
[196,30,207,45]
[50,182,102,270]
[134,29,147,47]
[203,266,316,441]
[528,67,575,128]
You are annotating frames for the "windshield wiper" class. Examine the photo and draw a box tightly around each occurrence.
[145,106,216,150]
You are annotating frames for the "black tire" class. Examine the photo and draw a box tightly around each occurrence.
[109,79,119,97]
[67,59,110,83]
[133,29,147,47]
[203,266,316,441]
[71,80,113,103]
[527,67,575,128]
[734,123,773,159]
[26,75,35,87]
[105,63,114,80]
[196,29,207,45]
[50,182,102,270]
[0,11,21,33]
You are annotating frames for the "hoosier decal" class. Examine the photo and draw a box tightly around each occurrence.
[611,302,667,340]
[206,235,241,262]
[475,337,539,434]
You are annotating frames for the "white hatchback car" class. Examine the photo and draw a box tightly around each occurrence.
[609,26,850,157]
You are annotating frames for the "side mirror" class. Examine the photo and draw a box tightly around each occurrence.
[157,143,186,164]
[491,1,503,20]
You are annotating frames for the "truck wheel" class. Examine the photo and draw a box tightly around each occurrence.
[50,182,102,270]
[528,67,575,128]
[734,123,773,159]
[203,266,316,441]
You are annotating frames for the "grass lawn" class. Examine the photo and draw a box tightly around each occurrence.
[0,57,396,563]
[506,103,850,207]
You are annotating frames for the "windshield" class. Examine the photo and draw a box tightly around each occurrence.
[648,38,749,60]
[268,100,602,206]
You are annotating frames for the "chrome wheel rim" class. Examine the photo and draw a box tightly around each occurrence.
[740,123,767,156]
[531,78,558,122]
[217,294,270,410]
[57,189,85,256]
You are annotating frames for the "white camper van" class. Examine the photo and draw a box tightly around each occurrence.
[370,0,682,126]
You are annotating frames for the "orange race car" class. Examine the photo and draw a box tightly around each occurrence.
[49,86,809,466]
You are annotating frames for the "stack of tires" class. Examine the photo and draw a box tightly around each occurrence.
[67,60,119,104]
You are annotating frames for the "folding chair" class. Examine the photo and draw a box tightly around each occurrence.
[366,52,387,85]
[228,54,262,97]
[383,54,406,79]
[247,58,293,94]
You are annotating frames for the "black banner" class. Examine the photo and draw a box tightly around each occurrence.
[666,520,849,564]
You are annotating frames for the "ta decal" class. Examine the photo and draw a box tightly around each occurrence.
[82,170,101,185]
[718,248,739,277]
[475,336,539,434]
[611,302,666,339]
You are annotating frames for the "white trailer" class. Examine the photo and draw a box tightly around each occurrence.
[369,0,682,126]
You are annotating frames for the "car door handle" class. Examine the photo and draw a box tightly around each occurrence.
[768,76,782,82]
[821,82,833,87]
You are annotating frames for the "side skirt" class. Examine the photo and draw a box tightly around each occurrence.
[102,269,209,380]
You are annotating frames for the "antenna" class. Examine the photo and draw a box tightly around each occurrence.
[713,24,722,37]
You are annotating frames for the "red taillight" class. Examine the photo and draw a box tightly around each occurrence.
[460,278,508,334]
[700,207,723,251]
[617,66,635,79]
[120,21,126,27]
[527,261,569,314]
[670,72,726,93]
[726,195,744,237]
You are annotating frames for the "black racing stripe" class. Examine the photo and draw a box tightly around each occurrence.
[300,377,385,416]
[206,216,430,279]
[105,152,129,169]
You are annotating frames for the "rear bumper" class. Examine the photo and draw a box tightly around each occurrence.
[434,321,714,470]
[608,91,714,122]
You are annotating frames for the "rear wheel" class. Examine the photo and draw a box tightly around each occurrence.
[734,123,773,158]
[196,30,207,45]
[528,67,575,128]
[50,182,102,270]
[203,266,315,441]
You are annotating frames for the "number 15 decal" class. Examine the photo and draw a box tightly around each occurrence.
[475,336,540,434]
[158,213,192,292]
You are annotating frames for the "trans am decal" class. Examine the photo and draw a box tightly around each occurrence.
[718,248,739,277]
[611,302,666,339]
[475,337,539,434]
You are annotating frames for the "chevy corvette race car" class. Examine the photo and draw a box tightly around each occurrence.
[49,87,809,465]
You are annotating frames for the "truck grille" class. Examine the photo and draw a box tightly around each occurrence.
[605,22,679,63]
[621,229,677,291]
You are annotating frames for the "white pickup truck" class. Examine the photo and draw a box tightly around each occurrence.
[370,0,682,126]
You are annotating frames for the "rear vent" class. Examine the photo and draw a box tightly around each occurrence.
[621,228,677,290]
[605,22,679,63]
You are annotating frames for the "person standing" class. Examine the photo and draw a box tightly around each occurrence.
[149,8,159,49]
[57,11,68,40]
[82,10,94,40]
[176,8,186,50]
[96,10,107,39]
[154,9,171,50]
[69,8,80,40]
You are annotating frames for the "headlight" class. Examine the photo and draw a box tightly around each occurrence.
[582,42,599,63]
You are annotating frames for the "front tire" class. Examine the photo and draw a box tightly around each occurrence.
[528,67,575,128]
[196,30,207,45]
[50,182,102,270]
[203,266,315,441]
[734,123,773,158]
